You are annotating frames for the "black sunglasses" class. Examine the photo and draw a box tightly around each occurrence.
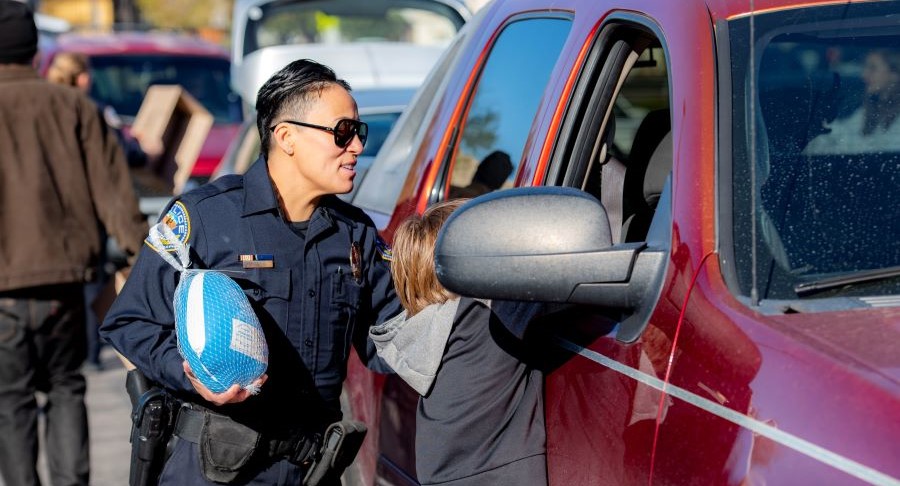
[270,118,368,148]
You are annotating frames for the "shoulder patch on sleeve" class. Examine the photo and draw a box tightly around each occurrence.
[145,201,191,252]
[375,236,393,262]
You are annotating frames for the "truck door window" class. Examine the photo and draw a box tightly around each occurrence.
[616,47,670,244]
[353,28,469,217]
[445,17,572,200]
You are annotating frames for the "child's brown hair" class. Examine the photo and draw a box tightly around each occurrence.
[391,199,467,316]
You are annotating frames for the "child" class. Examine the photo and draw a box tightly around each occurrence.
[369,199,548,486]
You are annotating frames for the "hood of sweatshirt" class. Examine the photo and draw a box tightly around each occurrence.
[368,299,468,396]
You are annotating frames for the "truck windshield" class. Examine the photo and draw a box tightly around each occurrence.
[729,2,900,300]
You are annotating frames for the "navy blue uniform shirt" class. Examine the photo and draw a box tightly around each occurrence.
[101,158,400,435]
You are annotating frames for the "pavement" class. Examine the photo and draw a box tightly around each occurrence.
[84,347,133,485]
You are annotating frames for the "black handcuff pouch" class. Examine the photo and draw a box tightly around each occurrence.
[199,412,260,483]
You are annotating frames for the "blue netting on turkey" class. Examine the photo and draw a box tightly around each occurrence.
[147,222,268,394]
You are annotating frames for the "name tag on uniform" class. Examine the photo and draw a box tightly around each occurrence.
[240,254,274,269]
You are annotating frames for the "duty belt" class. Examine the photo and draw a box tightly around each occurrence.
[173,405,322,466]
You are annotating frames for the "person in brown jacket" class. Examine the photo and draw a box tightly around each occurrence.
[0,2,148,485]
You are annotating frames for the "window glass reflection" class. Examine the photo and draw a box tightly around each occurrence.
[450,18,572,197]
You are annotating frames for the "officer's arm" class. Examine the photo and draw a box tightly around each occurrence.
[100,242,195,393]
[352,236,402,374]
[99,200,201,394]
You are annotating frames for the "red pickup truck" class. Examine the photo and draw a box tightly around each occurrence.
[344,0,900,484]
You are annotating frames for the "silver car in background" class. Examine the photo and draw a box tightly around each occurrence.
[217,0,472,202]
[231,0,469,105]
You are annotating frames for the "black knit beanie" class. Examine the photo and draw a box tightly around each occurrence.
[0,0,38,65]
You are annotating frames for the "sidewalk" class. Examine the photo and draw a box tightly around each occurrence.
[84,346,133,485]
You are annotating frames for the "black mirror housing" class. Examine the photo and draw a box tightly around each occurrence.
[435,186,669,342]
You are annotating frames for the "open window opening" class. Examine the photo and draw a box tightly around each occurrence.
[557,23,672,247]
[550,20,672,342]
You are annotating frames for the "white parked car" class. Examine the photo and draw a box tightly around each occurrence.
[214,0,473,204]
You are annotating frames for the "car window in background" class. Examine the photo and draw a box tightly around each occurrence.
[353,27,470,216]
[729,2,900,300]
[243,0,463,56]
[89,55,242,124]
[362,112,402,157]
[446,17,572,197]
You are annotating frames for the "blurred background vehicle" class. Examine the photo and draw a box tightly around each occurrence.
[39,30,244,190]
[38,30,244,270]
[230,0,469,112]
[215,0,473,206]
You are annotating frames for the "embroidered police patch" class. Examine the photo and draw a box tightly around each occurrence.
[146,201,191,252]
[375,236,393,262]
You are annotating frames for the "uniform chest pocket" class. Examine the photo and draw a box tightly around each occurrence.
[330,269,362,360]
[234,269,292,303]
[331,268,362,306]
[233,269,291,328]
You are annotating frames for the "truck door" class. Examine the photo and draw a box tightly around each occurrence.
[540,18,677,485]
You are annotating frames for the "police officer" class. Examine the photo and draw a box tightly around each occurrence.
[101,59,401,485]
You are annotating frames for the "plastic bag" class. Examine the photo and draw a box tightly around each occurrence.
[147,222,268,394]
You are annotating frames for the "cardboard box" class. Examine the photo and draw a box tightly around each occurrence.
[130,85,214,195]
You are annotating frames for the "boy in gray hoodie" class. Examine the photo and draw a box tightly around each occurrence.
[369,200,547,486]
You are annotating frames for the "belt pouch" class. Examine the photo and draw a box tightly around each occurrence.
[199,412,260,483]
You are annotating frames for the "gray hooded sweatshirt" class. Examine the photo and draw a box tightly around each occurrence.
[369,298,547,486]
[368,299,462,395]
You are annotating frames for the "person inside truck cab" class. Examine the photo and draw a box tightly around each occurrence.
[449,149,514,198]
[804,48,900,155]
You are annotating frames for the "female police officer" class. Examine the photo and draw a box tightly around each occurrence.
[101,59,401,485]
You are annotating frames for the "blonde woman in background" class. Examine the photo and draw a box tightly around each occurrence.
[46,51,160,166]
[46,51,90,90]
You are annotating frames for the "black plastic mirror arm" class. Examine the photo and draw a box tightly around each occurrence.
[567,247,668,343]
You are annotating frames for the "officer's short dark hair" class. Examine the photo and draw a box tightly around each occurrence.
[256,59,352,159]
